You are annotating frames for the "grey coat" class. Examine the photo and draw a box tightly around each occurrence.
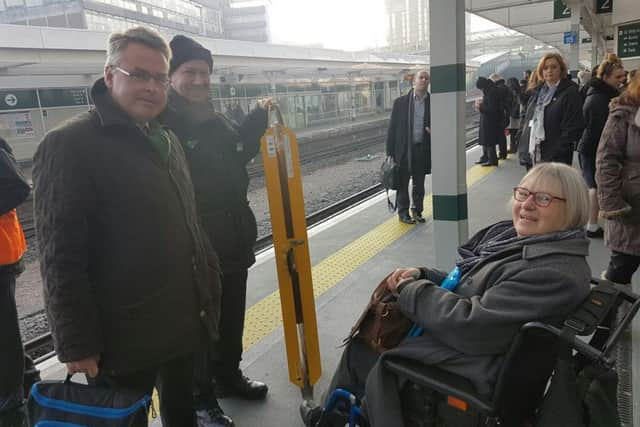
[596,99,640,255]
[364,229,591,427]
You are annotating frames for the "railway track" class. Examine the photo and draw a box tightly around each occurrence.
[23,127,480,363]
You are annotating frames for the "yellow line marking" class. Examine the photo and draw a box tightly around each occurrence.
[242,163,496,349]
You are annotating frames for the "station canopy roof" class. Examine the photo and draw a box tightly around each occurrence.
[466,0,612,62]
[0,23,429,87]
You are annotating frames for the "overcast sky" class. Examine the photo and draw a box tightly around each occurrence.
[267,0,502,50]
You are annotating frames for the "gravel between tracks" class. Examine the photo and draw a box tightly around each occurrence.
[17,142,386,341]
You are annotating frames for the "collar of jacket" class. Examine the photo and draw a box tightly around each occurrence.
[535,78,575,98]
[521,236,589,260]
[587,78,619,99]
[90,77,154,129]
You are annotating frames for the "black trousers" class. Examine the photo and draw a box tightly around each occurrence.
[211,269,248,378]
[498,133,508,158]
[0,270,24,412]
[90,353,195,427]
[480,145,498,165]
[398,144,427,216]
[606,251,640,284]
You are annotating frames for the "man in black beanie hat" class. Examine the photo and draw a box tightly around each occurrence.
[161,34,270,427]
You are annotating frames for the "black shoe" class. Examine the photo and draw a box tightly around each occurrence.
[300,400,324,427]
[0,403,27,427]
[216,372,268,400]
[499,154,507,160]
[475,158,488,164]
[481,162,498,167]
[196,406,234,427]
[399,213,416,224]
[586,227,604,238]
[412,210,426,223]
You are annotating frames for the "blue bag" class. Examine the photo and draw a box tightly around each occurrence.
[27,374,151,427]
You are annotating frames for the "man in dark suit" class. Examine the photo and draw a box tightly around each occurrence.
[386,70,431,224]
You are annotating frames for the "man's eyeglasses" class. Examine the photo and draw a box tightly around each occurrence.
[513,187,566,208]
[114,66,170,87]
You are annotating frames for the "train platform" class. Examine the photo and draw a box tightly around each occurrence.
[37,147,640,426]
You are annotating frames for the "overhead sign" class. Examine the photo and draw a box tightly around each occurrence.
[596,0,613,14]
[0,90,38,111]
[564,31,578,44]
[554,0,571,19]
[618,22,640,59]
[39,88,89,108]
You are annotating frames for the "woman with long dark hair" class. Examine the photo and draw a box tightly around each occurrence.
[578,53,626,239]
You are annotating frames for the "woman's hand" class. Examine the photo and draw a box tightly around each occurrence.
[386,267,421,293]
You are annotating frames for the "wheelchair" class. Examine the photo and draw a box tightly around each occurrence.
[318,278,640,427]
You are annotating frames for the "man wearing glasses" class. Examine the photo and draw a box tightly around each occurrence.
[33,27,221,427]
[161,35,269,427]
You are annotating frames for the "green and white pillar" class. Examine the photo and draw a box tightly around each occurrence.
[566,0,583,78]
[429,0,468,270]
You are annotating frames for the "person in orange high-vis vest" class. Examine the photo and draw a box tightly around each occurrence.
[0,136,35,427]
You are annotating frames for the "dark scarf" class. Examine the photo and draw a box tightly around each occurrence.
[456,220,585,275]
[167,87,216,125]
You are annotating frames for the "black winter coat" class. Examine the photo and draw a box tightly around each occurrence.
[577,78,619,158]
[33,79,222,375]
[476,77,504,147]
[161,90,268,272]
[0,137,30,216]
[518,78,584,164]
[385,90,431,174]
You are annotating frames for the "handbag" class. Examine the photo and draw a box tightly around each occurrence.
[380,156,399,212]
[27,374,151,427]
[345,273,413,353]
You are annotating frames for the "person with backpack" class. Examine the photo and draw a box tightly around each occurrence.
[0,136,33,427]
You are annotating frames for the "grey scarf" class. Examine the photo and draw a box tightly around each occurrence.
[456,220,585,276]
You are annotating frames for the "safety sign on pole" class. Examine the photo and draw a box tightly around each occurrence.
[260,105,321,399]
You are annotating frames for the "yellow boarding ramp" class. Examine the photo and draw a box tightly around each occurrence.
[260,105,321,399]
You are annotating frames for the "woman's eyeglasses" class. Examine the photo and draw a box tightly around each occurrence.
[513,187,566,207]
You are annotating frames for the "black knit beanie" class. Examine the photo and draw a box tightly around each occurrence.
[169,35,213,75]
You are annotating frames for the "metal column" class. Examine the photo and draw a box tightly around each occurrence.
[567,0,583,78]
[429,0,468,270]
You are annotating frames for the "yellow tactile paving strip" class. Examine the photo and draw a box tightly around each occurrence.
[242,162,496,349]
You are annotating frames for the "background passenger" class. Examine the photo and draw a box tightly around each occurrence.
[33,27,221,427]
[385,70,431,224]
[161,35,269,427]
[506,77,523,154]
[518,53,584,168]
[301,162,591,427]
[0,136,36,427]
[578,54,625,239]
[596,72,640,285]
[475,76,502,167]
[489,73,510,160]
